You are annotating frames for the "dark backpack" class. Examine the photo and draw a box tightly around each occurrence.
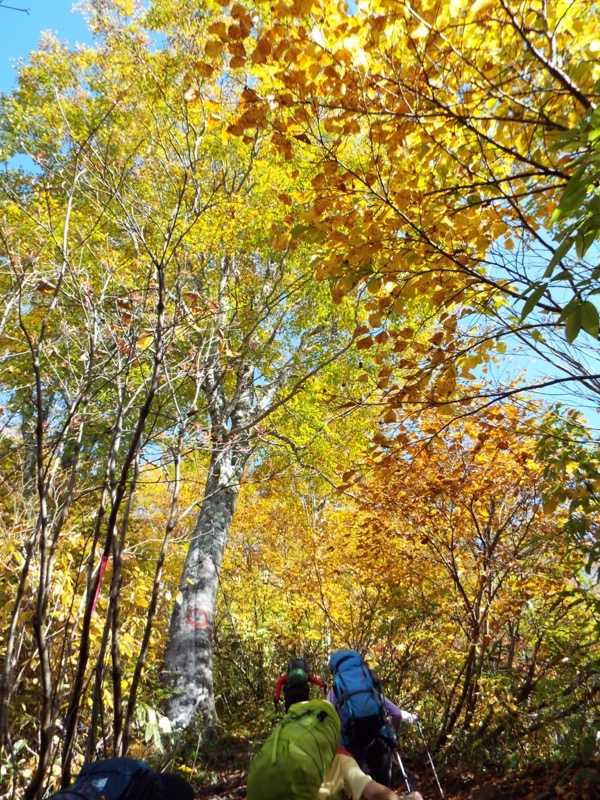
[286,657,310,687]
[329,649,390,747]
[46,786,102,800]
[47,758,194,800]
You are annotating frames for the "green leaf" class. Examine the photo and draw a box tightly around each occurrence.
[553,270,573,281]
[290,224,309,239]
[304,227,326,244]
[549,129,581,153]
[590,105,600,128]
[560,161,587,200]
[520,282,547,320]
[564,306,582,344]
[580,300,599,338]
[552,160,589,223]
[576,226,599,259]
[560,186,588,216]
[558,297,579,322]
[544,237,573,278]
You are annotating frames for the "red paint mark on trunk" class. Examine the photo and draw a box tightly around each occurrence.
[186,607,210,628]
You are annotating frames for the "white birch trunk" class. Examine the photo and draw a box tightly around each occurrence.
[163,357,253,729]
[163,443,245,728]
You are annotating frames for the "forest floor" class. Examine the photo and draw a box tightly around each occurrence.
[193,739,600,800]
[195,763,599,800]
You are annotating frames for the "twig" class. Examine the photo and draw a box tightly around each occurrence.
[0,2,30,13]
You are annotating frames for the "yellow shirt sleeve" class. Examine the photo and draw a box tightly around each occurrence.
[318,753,372,800]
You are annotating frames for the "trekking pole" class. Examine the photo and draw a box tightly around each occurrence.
[392,749,413,795]
[415,719,444,799]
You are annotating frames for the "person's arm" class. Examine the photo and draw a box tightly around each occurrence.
[325,688,338,707]
[383,696,402,731]
[384,696,418,731]
[274,674,287,707]
[360,781,403,800]
[362,789,422,800]
[325,749,403,800]
[309,675,327,691]
[320,749,371,800]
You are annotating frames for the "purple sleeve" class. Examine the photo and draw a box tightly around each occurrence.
[384,696,403,730]
[327,689,402,728]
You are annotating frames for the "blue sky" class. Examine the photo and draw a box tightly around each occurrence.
[0,0,91,92]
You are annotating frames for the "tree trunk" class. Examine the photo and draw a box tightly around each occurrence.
[163,442,246,729]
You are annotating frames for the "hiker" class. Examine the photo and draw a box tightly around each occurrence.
[246,698,422,800]
[274,656,327,712]
[46,757,195,800]
[327,649,419,789]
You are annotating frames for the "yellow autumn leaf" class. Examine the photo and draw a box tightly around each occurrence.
[543,496,559,515]
[205,39,224,58]
[356,335,374,350]
[194,61,215,77]
[137,332,154,349]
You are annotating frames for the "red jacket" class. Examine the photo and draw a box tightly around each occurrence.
[274,673,327,702]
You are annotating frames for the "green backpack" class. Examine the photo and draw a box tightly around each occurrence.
[287,657,310,687]
[246,700,341,800]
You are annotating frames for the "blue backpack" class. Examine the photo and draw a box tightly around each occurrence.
[329,649,393,748]
[47,758,194,800]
